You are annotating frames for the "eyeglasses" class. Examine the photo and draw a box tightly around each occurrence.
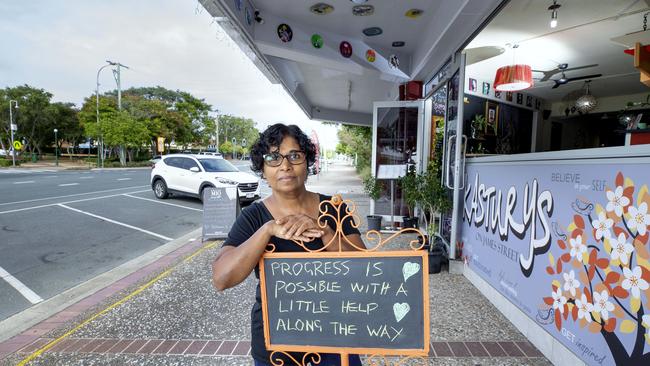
[263,151,306,167]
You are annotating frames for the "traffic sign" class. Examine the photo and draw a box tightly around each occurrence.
[157,137,165,153]
[10,124,17,131]
[13,141,22,150]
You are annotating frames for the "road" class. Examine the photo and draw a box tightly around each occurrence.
[0,164,266,321]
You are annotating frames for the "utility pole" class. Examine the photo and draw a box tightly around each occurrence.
[215,110,220,153]
[110,61,129,165]
[111,62,129,110]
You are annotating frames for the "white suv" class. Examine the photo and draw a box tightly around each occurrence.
[150,154,261,203]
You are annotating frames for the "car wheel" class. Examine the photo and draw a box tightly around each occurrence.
[153,179,169,199]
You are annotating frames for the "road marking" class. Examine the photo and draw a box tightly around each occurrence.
[117,178,131,181]
[0,189,150,215]
[44,176,58,178]
[0,185,149,206]
[0,169,56,174]
[58,183,79,187]
[17,241,217,366]
[79,176,94,179]
[57,204,173,241]
[0,266,43,304]
[13,181,35,184]
[123,194,203,212]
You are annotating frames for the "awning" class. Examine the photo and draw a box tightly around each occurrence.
[199,0,502,125]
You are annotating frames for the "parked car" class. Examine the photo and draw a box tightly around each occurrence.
[150,154,261,204]
[0,149,19,157]
[197,151,223,157]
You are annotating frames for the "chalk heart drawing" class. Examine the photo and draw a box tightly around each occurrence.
[402,262,420,282]
[393,302,410,323]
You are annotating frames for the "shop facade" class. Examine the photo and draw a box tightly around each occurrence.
[201,1,650,364]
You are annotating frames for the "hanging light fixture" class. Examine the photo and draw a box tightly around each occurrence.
[493,45,533,91]
[575,81,597,113]
[548,1,561,28]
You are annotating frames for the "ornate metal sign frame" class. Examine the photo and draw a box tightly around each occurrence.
[259,195,430,366]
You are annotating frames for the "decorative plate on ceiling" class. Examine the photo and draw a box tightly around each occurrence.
[310,3,334,15]
[405,9,424,19]
[340,41,353,58]
[352,5,374,16]
[392,41,405,47]
[277,24,293,43]
[389,54,400,69]
[366,49,376,62]
[311,34,324,48]
[362,27,382,36]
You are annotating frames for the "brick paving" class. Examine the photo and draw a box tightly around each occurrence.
[11,337,542,359]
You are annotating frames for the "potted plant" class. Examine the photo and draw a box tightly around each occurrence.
[398,165,419,228]
[362,175,383,231]
[417,154,452,273]
[470,114,486,138]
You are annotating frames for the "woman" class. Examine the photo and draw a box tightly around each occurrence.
[212,123,364,366]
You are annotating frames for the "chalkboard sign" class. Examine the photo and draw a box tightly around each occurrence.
[259,251,429,355]
[202,186,240,240]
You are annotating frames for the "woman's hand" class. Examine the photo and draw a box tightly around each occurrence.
[267,214,327,242]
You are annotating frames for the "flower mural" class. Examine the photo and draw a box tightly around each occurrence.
[542,172,650,364]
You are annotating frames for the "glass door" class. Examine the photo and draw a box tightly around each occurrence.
[370,100,425,227]
[443,54,468,259]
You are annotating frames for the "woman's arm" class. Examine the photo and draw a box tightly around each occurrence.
[212,222,273,291]
[212,220,324,291]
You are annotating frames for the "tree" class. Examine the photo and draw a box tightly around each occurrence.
[336,124,372,174]
[0,85,65,156]
[540,172,650,364]
[50,102,83,154]
[219,140,233,155]
[217,115,259,151]
[119,87,216,147]
[79,86,218,165]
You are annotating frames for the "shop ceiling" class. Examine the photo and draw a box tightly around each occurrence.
[200,0,501,126]
[465,0,650,104]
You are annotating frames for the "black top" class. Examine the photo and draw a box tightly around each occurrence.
[222,194,360,362]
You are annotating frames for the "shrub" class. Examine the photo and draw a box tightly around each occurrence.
[0,159,19,167]
[362,175,383,201]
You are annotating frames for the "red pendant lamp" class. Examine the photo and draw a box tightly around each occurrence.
[494,64,534,91]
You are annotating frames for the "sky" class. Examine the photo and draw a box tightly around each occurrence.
[0,0,340,149]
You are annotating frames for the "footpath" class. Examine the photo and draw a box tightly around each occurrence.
[0,162,550,365]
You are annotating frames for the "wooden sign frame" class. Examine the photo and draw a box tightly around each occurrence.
[257,195,430,366]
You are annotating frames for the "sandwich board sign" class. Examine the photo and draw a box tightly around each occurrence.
[259,251,429,356]
[202,186,239,240]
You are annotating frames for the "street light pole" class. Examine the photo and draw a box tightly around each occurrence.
[232,137,237,160]
[54,129,58,167]
[96,60,129,168]
[8,100,18,167]
[96,62,112,169]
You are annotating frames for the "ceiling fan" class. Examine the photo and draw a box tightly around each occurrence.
[533,63,598,82]
[550,72,602,88]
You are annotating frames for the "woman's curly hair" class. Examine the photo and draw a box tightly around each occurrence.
[250,123,317,175]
